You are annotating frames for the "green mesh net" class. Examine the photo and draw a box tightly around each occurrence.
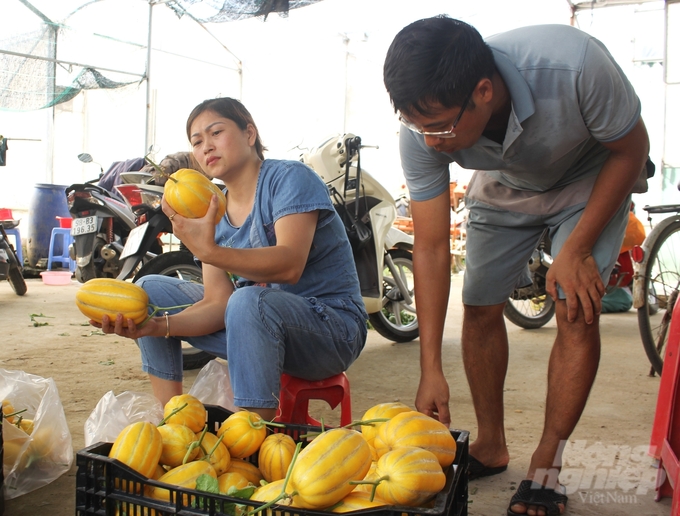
[0,0,323,111]
[168,0,323,22]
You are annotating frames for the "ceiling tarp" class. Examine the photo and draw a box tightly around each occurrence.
[568,0,660,10]
[165,0,324,22]
[0,0,325,111]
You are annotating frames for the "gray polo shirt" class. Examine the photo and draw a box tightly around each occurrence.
[400,24,641,204]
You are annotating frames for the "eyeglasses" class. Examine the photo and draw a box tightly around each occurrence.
[399,94,471,139]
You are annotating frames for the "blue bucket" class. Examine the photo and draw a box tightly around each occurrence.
[27,183,70,268]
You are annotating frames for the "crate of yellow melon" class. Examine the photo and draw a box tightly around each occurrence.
[164,168,226,224]
[75,403,470,516]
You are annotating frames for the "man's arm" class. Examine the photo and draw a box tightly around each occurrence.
[546,118,649,323]
[410,190,455,425]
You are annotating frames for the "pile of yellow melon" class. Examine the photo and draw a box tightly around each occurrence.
[107,396,458,514]
[2,399,54,472]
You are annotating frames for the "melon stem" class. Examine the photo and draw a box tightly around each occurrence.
[144,155,177,182]
[140,302,194,327]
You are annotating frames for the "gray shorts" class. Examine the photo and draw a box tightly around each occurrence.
[462,173,631,306]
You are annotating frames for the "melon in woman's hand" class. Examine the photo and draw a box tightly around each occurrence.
[75,278,149,327]
[164,168,227,224]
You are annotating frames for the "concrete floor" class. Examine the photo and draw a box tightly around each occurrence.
[0,274,673,515]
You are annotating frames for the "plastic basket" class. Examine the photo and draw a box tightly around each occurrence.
[75,405,468,516]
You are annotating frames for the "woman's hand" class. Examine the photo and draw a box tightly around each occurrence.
[90,313,163,340]
[162,195,219,261]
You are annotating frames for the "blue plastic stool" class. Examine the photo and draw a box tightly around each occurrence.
[46,228,75,272]
[3,227,23,266]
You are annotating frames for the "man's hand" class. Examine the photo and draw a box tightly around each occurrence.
[547,118,648,324]
[415,370,451,427]
[546,246,604,324]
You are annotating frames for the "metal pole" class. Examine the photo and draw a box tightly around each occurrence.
[145,0,154,155]
[341,33,349,134]
[0,49,145,77]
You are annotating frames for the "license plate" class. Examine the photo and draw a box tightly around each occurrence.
[71,216,98,236]
[120,222,149,260]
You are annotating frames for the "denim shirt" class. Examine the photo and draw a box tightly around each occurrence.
[214,159,367,320]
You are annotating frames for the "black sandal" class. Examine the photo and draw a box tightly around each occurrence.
[468,455,508,480]
[507,479,568,516]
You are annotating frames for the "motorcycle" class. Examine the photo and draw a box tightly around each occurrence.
[0,222,27,296]
[66,154,159,283]
[504,230,555,329]
[301,134,418,342]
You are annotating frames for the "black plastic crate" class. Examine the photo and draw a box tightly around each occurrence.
[75,405,469,516]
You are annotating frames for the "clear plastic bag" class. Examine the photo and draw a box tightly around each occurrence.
[83,391,164,446]
[0,368,73,499]
[188,359,237,412]
[83,360,236,448]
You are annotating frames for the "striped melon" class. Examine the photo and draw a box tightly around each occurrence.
[375,410,457,468]
[289,428,372,509]
[258,433,296,482]
[374,446,446,506]
[150,461,217,502]
[164,168,226,224]
[109,421,163,478]
[75,278,149,327]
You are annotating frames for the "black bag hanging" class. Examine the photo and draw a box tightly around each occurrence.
[334,140,372,251]
[332,189,371,251]
[0,136,7,166]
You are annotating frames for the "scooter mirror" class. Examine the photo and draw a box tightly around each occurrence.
[78,153,93,163]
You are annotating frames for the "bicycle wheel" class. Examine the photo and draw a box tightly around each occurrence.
[504,295,555,329]
[638,219,680,375]
[451,231,466,272]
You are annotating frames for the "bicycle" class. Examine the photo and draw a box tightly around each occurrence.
[633,183,680,376]
[450,199,468,273]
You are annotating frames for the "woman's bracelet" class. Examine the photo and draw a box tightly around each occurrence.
[164,311,170,338]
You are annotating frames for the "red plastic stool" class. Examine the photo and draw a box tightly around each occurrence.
[276,372,352,427]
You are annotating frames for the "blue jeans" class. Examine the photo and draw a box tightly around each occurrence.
[135,275,367,409]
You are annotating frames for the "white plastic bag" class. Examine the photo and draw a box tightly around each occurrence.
[83,391,163,446]
[83,360,235,448]
[0,368,73,499]
[188,359,237,412]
